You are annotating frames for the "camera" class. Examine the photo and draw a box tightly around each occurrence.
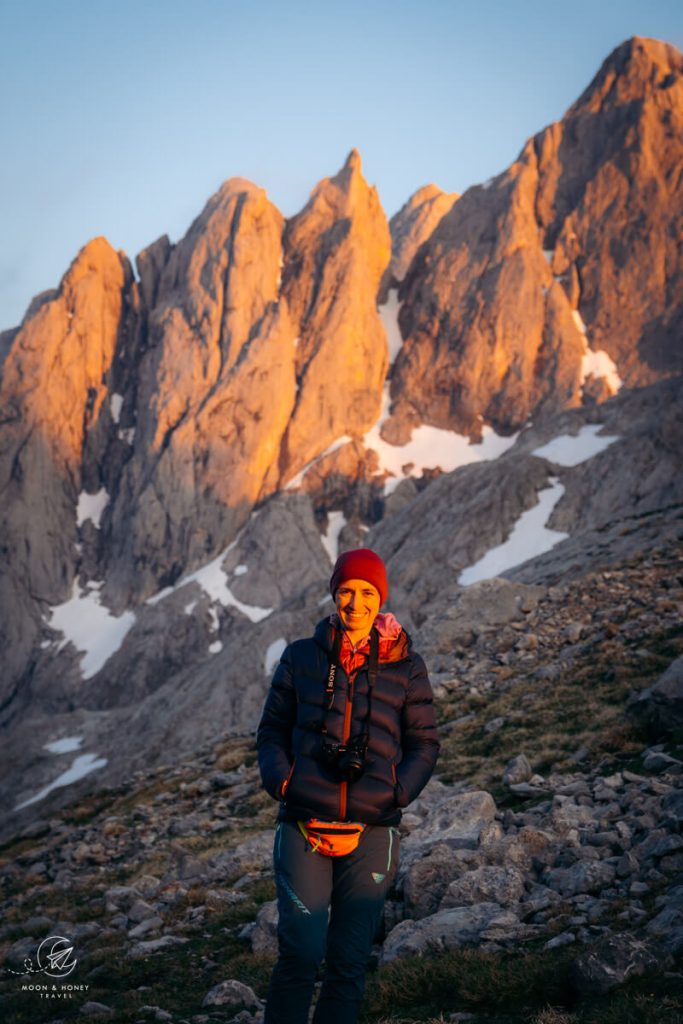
[321,735,367,781]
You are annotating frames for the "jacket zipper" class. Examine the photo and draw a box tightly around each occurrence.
[281,757,296,798]
[339,670,357,820]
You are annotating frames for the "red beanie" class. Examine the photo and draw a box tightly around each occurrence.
[329,548,388,606]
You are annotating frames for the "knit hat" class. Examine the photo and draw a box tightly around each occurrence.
[329,548,388,606]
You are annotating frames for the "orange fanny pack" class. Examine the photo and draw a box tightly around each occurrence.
[298,819,366,857]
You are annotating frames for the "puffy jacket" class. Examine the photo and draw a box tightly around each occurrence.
[256,616,440,826]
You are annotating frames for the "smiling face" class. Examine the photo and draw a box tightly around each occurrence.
[334,578,381,644]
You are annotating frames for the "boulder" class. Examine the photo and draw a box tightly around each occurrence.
[242,899,279,956]
[572,934,661,995]
[627,655,683,736]
[402,844,479,920]
[440,866,526,909]
[208,831,275,884]
[405,791,498,851]
[545,861,616,898]
[380,903,518,964]
[202,979,263,1010]
[503,755,533,787]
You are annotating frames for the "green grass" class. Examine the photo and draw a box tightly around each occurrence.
[434,621,683,798]
[360,946,683,1024]
[1,875,277,1024]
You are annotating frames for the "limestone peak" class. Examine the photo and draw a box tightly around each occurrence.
[569,35,682,116]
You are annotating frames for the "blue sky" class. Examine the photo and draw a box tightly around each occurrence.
[1,0,681,330]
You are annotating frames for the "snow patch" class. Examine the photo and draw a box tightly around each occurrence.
[76,488,109,529]
[118,427,135,445]
[285,436,353,490]
[459,478,568,586]
[110,393,123,423]
[572,310,587,334]
[378,289,404,364]
[363,388,518,495]
[45,736,83,754]
[209,640,223,654]
[184,600,197,615]
[543,250,554,265]
[581,347,622,394]
[15,752,108,811]
[234,565,248,576]
[532,424,619,466]
[572,310,623,395]
[321,511,347,564]
[265,638,287,675]
[49,582,136,679]
[146,535,272,623]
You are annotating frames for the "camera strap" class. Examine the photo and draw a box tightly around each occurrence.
[322,626,379,725]
[324,628,343,711]
[362,628,379,742]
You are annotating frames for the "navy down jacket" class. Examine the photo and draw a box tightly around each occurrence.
[256,617,440,825]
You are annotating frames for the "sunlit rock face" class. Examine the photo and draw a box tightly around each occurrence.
[0,238,135,705]
[278,149,391,480]
[106,151,392,605]
[534,38,683,387]
[105,178,298,606]
[390,37,683,438]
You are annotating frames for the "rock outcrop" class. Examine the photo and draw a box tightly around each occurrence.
[627,654,683,737]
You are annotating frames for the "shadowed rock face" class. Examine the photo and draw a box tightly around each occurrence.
[390,37,683,437]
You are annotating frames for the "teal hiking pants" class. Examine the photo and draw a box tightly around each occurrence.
[264,819,400,1024]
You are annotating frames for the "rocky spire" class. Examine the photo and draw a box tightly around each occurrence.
[277,149,391,477]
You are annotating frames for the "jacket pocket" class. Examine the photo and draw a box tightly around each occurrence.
[392,764,412,808]
[281,757,297,799]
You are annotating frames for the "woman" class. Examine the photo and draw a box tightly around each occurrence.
[257,547,439,1024]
